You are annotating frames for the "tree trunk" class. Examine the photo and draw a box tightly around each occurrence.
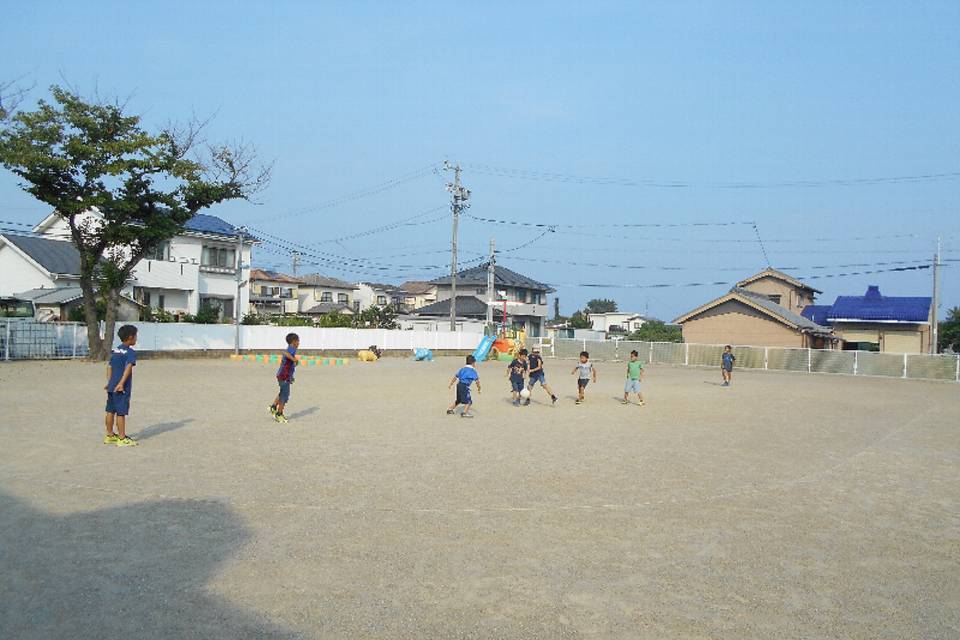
[79,274,105,360]
[101,289,120,361]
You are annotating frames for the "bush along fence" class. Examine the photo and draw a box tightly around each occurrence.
[537,338,960,383]
[0,320,479,360]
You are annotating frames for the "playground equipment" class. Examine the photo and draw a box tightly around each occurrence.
[413,348,434,361]
[472,335,496,362]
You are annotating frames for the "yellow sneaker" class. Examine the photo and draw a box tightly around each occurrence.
[103,433,119,444]
[274,413,289,424]
[115,436,138,447]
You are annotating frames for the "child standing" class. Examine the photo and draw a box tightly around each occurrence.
[571,351,597,404]
[269,332,300,423]
[507,349,529,406]
[104,324,139,447]
[721,345,736,387]
[447,354,481,418]
[622,349,646,406]
[526,346,558,406]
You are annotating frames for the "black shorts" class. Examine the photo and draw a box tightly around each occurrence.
[456,382,472,405]
[577,379,590,389]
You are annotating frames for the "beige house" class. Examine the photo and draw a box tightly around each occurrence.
[298,274,358,315]
[249,269,303,315]
[398,281,437,311]
[674,269,833,348]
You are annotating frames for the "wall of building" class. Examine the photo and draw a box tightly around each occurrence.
[298,285,354,311]
[680,300,807,347]
[832,322,930,354]
[0,244,56,295]
[740,276,813,313]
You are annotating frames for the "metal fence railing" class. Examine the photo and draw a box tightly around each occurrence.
[0,320,89,360]
[536,338,960,383]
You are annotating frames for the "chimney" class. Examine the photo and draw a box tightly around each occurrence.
[865,285,882,300]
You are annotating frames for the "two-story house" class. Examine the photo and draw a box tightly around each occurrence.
[398,281,437,311]
[0,209,254,321]
[354,282,404,312]
[413,264,554,336]
[298,274,358,315]
[588,312,646,335]
[249,269,303,315]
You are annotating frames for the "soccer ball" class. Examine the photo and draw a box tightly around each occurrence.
[520,388,531,399]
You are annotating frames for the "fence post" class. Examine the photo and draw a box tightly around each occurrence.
[807,348,812,373]
[4,321,9,361]
[72,324,78,358]
[955,355,959,383]
[902,353,908,379]
[684,342,689,366]
[763,347,768,370]
[583,339,587,353]
[648,341,654,364]
[854,351,859,376]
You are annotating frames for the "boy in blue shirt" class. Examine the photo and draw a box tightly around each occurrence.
[104,325,139,447]
[269,332,300,423]
[721,345,736,387]
[447,355,481,418]
[507,348,529,407]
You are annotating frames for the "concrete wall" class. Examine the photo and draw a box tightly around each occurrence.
[833,322,930,354]
[679,299,807,348]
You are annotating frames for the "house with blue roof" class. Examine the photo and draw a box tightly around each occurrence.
[0,208,255,320]
[801,285,932,353]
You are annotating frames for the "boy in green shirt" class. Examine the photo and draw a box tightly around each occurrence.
[621,349,645,406]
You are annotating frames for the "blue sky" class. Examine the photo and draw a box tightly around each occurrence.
[2,1,958,320]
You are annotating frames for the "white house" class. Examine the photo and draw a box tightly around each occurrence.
[297,274,359,315]
[0,209,254,320]
[354,282,404,311]
[588,312,646,334]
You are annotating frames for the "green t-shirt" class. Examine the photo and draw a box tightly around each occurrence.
[627,360,644,380]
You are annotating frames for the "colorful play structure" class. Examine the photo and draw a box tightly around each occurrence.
[472,329,527,362]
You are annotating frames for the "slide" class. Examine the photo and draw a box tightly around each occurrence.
[472,335,496,362]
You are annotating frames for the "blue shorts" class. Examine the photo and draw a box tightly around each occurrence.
[625,379,642,394]
[528,372,546,388]
[456,382,472,405]
[577,378,590,389]
[277,379,292,403]
[511,378,525,393]
[105,391,131,417]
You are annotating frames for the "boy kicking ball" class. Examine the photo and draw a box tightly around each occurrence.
[621,349,646,406]
[269,332,299,423]
[104,324,139,447]
[526,346,558,406]
[448,355,481,418]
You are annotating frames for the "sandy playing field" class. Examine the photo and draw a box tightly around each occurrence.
[0,355,958,639]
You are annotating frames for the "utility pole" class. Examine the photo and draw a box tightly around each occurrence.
[291,250,300,277]
[234,226,248,355]
[554,297,560,321]
[444,161,470,331]
[486,237,496,331]
[931,235,941,353]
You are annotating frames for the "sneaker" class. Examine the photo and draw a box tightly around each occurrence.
[103,433,119,444]
[268,405,277,416]
[115,436,138,447]
[275,413,289,424]
[446,409,455,415]
[575,399,582,405]
[638,401,646,406]
[523,399,531,406]
[461,412,474,418]
[551,396,558,405]
[620,399,629,405]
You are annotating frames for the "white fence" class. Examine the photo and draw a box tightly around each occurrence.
[0,320,479,359]
[542,338,960,383]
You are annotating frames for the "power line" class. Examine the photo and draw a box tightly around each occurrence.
[464,162,960,189]
[305,206,447,247]
[499,255,932,272]
[465,212,754,229]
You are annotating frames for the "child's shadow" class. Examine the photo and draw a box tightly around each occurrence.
[133,419,194,441]
[288,406,319,420]
[702,381,726,387]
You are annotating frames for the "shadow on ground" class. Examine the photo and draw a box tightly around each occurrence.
[287,406,318,420]
[0,491,301,640]
[133,419,194,441]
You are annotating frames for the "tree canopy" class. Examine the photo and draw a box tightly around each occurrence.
[628,319,682,343]
[585,298,618,314]
[938,306,960,353]
[0,86,269,358]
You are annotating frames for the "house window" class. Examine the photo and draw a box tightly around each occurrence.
[201,246,235,268]
[515,289,526,303]
[158,294,165,310]
[338,293,348,304]
[476,288,486,295]
[145,242,168,261]
[281,287,293,299]
[321,291,332,303]
[377,295,387,305]
[767,294,782,304]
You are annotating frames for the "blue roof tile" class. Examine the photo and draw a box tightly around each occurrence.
[801,305,832,326]
[826,286,931,323]
[184,214,236,237]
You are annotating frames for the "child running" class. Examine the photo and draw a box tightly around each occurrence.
[622,349,646,406]
[104,324,139,447]
[571,350,597,404]
[269,332,300,423]
[526,346,558,405]
[448,354,481,418]
[507,348,529,407]
[721,345,736,387]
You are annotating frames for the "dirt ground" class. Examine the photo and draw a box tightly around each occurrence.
[0,355,958,639]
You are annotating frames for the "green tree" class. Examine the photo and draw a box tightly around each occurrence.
[318,311,354,328]
[628,319,682,343]
[569,310,592,329]
[0,86,269,358]
[938,306,960,353]
[353,305,398,329]
[585,298,618,314]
